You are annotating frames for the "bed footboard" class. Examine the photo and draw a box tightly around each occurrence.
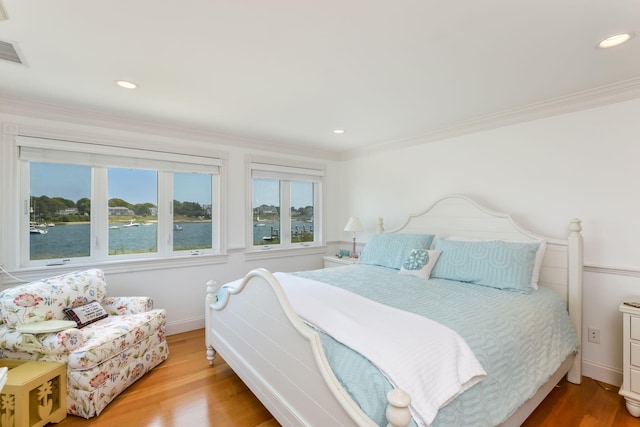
[206,268,411,427]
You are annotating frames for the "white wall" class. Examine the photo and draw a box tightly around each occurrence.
[338,97,640,386]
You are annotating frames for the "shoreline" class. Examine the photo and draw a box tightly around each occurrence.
[57,219,212,225]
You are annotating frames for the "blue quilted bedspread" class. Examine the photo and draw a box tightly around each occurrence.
[292,264,578,427]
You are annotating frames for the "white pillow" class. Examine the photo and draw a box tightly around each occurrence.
[530,240,547,289]
[15,319,77,334]
[443,236,546,289]
[399,249,442,279]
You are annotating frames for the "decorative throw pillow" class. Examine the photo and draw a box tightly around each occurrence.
[431,239,540,293]
[444,236,547,289]
[358,233,435,270]
[399,249,442,279]
[64,301,108,328]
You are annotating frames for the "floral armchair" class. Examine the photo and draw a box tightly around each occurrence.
[0,268,168,418]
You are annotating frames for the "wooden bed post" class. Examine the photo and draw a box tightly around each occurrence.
[567,218,583,384]
[205,279,218,366]
[386,389,411,427]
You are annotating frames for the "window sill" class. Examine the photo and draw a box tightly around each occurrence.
[243,245,328,261]
[3,254,229,286]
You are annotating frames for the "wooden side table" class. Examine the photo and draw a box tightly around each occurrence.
[620,297,640,416]
[0,360,67,427]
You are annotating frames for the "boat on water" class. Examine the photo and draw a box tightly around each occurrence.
[174,224,183,231]
[109,225,120,230]
[124,221,140,227]
[30,228,48,234]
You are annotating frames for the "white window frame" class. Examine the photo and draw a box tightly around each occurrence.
[247,159,324,253]
[16,135,223,268]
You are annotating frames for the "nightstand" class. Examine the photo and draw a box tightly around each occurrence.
[323,256,358,268]
[619,296,640,416]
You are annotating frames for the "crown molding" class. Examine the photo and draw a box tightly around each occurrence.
[0,95,340,161]
[3,74,640,163]
[339,75,640,160]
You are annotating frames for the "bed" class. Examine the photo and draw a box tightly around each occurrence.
[205,195,583,426]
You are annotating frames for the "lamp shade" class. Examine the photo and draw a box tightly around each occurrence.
[343,216,364,232]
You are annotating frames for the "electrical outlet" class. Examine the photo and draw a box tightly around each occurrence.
[588,327,601,344]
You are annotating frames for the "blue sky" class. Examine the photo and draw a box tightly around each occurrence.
[253,179,313,208]
[31,163,212,205]
[31,163,312,207]
[31,163,91,202]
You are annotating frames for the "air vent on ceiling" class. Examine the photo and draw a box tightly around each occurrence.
[0,40,22,64]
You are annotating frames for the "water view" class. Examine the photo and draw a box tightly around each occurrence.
[30,222,213,259]
[30,219,313,259]
[253,219,314,245]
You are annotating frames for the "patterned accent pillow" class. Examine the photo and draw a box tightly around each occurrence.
[64,300,109,328]
[359,233,435,270]
[399,249,442,279]
[431,239,540,293]
[444,236,547,289]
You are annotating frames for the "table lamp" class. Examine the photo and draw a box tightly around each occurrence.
[343,216,364,258]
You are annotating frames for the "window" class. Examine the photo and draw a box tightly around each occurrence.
[173,172,214,252]
[108,168,158,255]
[18,136,221,267]
[250,161,323,250]
[29,162,92,260]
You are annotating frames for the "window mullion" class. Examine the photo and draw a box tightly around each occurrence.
[281,180,291,246]
[93,167,108,260]
[158,172,172,254]
[19,161,30,266]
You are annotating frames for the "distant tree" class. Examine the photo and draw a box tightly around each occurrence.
[109,198,131,208]
[174,200,206,217]
[132,202,156,216]
[52,197,75,208]
[302,205,314,217]
[77,198,91,215]
[34,195,66,217]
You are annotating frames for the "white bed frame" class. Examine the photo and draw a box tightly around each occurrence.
[205,195,583,426]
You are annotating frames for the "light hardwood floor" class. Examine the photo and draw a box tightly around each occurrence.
[56,329,638,426]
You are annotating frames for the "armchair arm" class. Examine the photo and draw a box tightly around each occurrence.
[101,296,154,315]
[0,325,85,355]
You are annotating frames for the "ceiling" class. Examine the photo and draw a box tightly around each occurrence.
[0,1,639,157]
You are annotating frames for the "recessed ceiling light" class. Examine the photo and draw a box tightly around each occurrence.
[598,33,633,49]
[333,129,345,134]
[116,80,138,89]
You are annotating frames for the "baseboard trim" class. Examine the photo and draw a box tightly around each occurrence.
[166,317,205,336]
[582,359,622,387]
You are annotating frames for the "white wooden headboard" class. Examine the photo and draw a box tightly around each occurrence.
[377,195,583,382]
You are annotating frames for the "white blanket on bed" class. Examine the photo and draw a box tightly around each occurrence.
[273,272,486,427]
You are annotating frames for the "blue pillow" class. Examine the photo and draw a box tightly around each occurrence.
[359,233,435,269]
[431,239,540,293]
